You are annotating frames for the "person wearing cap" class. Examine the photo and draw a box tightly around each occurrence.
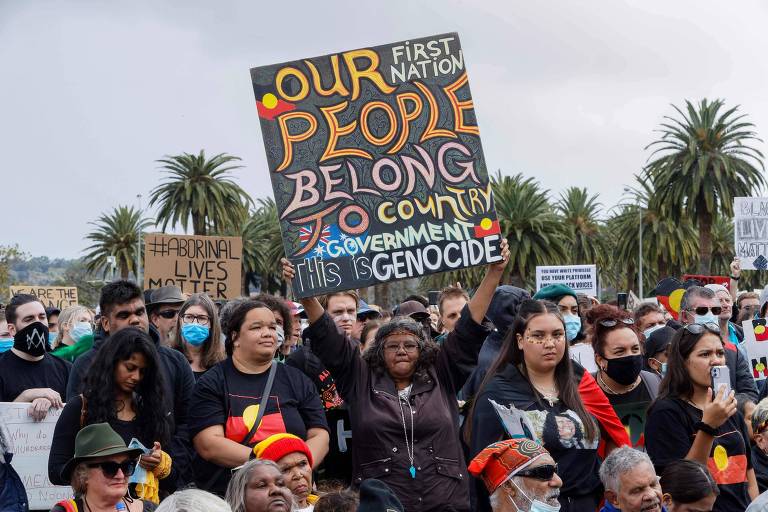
[50,422,156,512]
[533,285,583,344]
[356,479,404,512]
[393,300,436,340]
[468,438,562,512]
[282,240,509,512]
[353,300,381,342]
[147,286,186,347]
[644,326,674,376]
[254,433,318,511]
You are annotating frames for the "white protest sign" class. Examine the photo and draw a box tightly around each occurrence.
[734,197,768,270]
[741,319,768,381]
[0,403,71,509]
[536,265,598,296]
[569,343,598,374]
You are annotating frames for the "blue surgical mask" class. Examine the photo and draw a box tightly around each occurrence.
[563,314,581,342]
[643,324,664,339]
[48,332,57,345]
[70,322,93,343]
[181,323,210,346]
[0,338,12,353]
[660,362,668,377]
[694,312,719,326]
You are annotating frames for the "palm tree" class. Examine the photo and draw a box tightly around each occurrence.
[556,187,606,265]
[492,171,567,288]
[82,206,151,279]
[710,215,734,277]
[243,199,285,294]
[149,150,254,236]
[644,99,765,273]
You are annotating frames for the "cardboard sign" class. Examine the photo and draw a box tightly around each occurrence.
[9,286,78,309]
[741,319,768,381]
[144,233,242,299]
[535,265,598,296]
[681,274,730,291]
[570,343,598,374]
[735,197,768,270]
[0,403,71,509]
[250,33,501,298]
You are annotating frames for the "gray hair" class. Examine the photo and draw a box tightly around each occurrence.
[680,286,715,318]
[488,475,526,509]
[599,446,655,493]
[156,489,231,512]
[225,459,288,512]
[71,463,90,496]
[753,398,768,434]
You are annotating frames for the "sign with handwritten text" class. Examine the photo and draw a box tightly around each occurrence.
[143,233,242,299]
[735,197,768,270]
[9,286,78,309]
[250,33,501,298]
[0,403,71,509]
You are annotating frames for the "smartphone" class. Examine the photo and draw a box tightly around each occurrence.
[711,365,731,400]
[617,293,628,310]
[428,290,440,306]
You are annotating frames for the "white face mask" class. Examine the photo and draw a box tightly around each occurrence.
[508,479,561,512]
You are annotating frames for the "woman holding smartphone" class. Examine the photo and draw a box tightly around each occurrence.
[645,323,758,511]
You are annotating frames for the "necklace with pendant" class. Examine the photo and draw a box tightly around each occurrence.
[398,392,416,479]
[531,383,559,407]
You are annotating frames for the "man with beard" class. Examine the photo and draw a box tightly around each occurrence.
[599,447,664,512]
[469,438,562,512]
[0,294,69,420]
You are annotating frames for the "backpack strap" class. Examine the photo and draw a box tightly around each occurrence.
[640,371,660,400]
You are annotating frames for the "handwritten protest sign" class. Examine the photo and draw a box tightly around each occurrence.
[735,197,768,270]
[570,343,598,373]
[742,319,768,381]
[681,274,730,290]
[0,403,71,509]
[250,33,501,298]
[9,286,78,309]
[536,265,598,296]
[144,233,242,299]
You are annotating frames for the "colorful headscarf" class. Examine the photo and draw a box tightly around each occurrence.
[468,438,549,493]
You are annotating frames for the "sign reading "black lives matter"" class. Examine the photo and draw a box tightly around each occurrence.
[250,33,501,298]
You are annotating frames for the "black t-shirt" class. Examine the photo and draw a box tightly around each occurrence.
[189,358,328,496]
[646,398,752,512]
[0,350,71,402]
[605,381,652,449]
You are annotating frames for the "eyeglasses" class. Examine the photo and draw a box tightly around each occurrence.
[689,306,722,316]
[516,464,558,481]
[524,333,566,344]
[683,322,721,335]
[181,314,210,325]
[157,309,180,319]
[87,459,137,478]
[383,341,421,353]
[597,318,634,327]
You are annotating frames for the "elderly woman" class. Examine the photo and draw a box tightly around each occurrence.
[281,239,509,511]
[50,422,156,511]
[190,300,329,496]
[226,459,293,512]
[155,489,231,512]
[254,433,318,511]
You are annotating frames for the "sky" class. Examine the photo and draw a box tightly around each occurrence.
[2,0,768,259]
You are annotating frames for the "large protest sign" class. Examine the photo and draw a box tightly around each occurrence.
[0,403,71,509]
[535,265,598,296]
[9,286,78,309]
[250,33,502,298]
[144,233,242,299]
[742,319,768,381]
[735,197,768,270]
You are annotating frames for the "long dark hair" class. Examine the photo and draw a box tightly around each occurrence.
[172,293,224,370]
[660,459,719,503]
[657,326,721,401]
[82,327,170,446]
[466,300,597,443]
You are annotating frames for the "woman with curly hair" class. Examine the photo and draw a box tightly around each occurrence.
[280,238,509,512]
[48,327,173,503]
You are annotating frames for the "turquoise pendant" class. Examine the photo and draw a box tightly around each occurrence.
[409,465,416,479]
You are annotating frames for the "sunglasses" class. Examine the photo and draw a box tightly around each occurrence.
[156,310,179,319]
[516,463,558,480]
[597,318,634,327]
[87,459,137,478]
[683,322,721,335]
[690,306,722,316]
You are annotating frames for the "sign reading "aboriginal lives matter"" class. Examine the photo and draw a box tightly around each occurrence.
[250,33,502,298]
[144,233,242,299]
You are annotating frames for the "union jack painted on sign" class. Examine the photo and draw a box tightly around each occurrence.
[299,224,331,247]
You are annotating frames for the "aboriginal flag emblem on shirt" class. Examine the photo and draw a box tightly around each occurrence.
[707,438,748,485]
[225,393,287,446]
[253,82,296,120]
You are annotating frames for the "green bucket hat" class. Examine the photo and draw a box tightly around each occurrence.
[60,423,144,482]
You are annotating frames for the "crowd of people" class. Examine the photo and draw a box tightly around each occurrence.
[3,250,768,511]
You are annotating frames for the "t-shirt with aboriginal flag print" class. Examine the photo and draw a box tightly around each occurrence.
[189,358,328,496]
[646,397,751,512]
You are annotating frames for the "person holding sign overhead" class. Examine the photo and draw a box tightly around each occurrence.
[281,238,509,512]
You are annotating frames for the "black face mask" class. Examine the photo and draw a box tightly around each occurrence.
[604,354,644,386]
[13,321,49,357]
